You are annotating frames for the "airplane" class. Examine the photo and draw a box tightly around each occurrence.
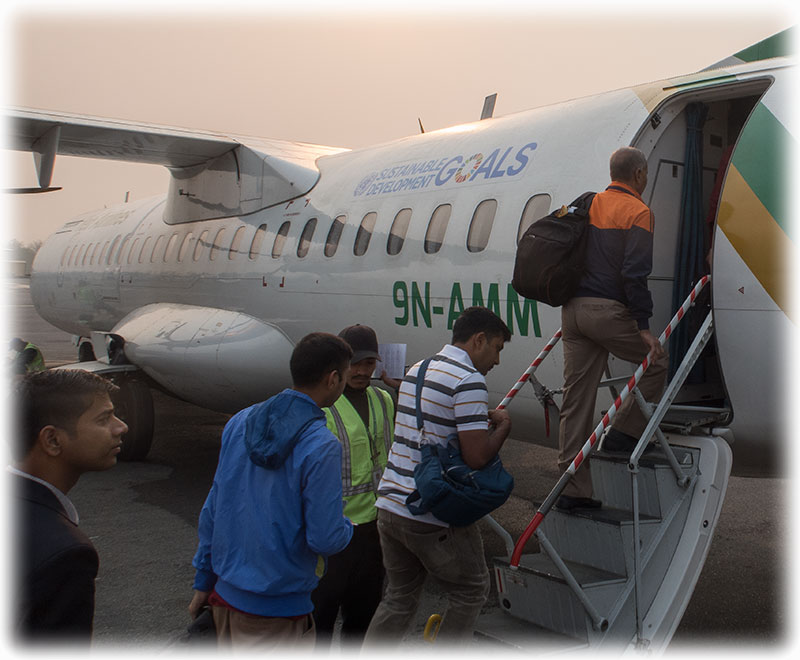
[4,28,793,651]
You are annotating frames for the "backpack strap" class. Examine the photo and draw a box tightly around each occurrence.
[415,358,432,431]
[567,191,596,217]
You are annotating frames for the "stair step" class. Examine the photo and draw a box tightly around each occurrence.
[543,506,660,576]
[552,505,661,526]
[594,444,697,469]
[661,405,732,432]
[475,609,588,652]
[590,445,697,517]
[514,552,625,584]
[495,553,625,641]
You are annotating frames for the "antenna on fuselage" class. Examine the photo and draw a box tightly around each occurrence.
[418,118,425,134]
[481,93,497,120]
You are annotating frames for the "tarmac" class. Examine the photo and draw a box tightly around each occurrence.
[4,277,791,654]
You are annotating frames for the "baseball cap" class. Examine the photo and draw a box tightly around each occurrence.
[338,325,381,364]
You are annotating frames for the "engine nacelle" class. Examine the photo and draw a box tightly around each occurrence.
[113,303,294,413]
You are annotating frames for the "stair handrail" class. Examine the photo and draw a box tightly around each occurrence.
[496,328,562,410]
[509,275,711,568]
[628,309,714,644]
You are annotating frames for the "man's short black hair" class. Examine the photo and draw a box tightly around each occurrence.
[290,332,353,388]
[452,306,512,344]
[13,370,118,461]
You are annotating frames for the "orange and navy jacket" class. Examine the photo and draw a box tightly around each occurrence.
[575,181,655,330]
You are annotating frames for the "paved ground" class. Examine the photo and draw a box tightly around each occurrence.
[4,277,792,654]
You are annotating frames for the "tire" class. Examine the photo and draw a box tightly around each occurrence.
[78,341,96,362]
[111,376,155,461]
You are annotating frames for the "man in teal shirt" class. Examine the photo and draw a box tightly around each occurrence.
[312,325,395,649]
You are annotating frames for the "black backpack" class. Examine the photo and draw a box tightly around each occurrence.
[511,191,596,307]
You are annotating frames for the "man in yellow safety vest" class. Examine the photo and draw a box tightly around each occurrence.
[312,324,395,650]
[10,338,45,376]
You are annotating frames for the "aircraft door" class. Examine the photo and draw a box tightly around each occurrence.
[710,83,792,470]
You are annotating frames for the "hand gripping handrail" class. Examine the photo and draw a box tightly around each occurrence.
[496,329,563,410]
[509,275,710,568]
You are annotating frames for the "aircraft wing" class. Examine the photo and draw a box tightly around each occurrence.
[7,107,239,169]
[4,107,349,222]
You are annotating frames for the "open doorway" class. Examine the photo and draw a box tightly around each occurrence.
[613,80,771,407]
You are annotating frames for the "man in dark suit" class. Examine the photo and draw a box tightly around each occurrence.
[9,369,128,643]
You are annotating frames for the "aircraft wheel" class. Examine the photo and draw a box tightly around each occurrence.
[78,341,96,362]
[111,376,155,461]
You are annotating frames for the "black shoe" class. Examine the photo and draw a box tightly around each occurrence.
[602,428,638,453]
[556,495,602,511]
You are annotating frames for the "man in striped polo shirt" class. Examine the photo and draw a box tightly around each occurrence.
[364,307,512,647]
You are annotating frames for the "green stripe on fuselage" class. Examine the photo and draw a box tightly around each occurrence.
[733,28,795,63]
[731,102,792,238]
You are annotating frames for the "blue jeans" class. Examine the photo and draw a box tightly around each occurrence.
[363,509,490,647]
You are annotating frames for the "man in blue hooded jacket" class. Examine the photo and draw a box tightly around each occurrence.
[188,332,355,649]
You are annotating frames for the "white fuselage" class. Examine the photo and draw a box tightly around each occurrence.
[29,58,793,472]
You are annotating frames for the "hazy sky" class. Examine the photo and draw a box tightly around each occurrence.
[2,0,796,244]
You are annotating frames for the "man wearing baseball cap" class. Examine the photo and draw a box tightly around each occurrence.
[312,325,395,650]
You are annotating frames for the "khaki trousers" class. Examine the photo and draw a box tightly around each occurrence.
[558,297,668,498]
[363,510,489,648]
[212,607,315,651]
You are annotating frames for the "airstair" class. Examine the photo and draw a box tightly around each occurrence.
[477,277,733,653]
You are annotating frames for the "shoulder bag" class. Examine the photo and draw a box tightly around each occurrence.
[405,358,514,526]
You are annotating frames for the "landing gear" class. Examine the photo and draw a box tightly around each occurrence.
[111,376,155,461]
[78,340,96,362]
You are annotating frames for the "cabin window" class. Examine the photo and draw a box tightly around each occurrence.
[467,199,498,253]
[517,194,552,245]
[116,236,131,265]
[178,233,193,262]
[229,226,246,260]
[106,236,121,265]
[77,244,87,266]
[325,215,346,258]
[249,224,267,259]
[138,237,151,264]
[128,238,140,265]
[297,218,318,258]
[125,238,137,265]
[150,235,165,263]
[98,240,111,265]
[209,228,226,261]
[354,212,377,256]
[194,230,209,261]
[91,242,103,266]
[387,208,412,256]
[60,248,69,267]
[68,245,78,267]
[424,204,452,254]
[82,243,93,266]
[272,221,291,258]
[164,233,180,262]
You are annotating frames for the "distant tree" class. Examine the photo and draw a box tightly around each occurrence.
[5,239,42,274]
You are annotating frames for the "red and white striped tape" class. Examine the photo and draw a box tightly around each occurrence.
[509,275,710,568]
[496,330,563,411]
[564,275,710,478]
